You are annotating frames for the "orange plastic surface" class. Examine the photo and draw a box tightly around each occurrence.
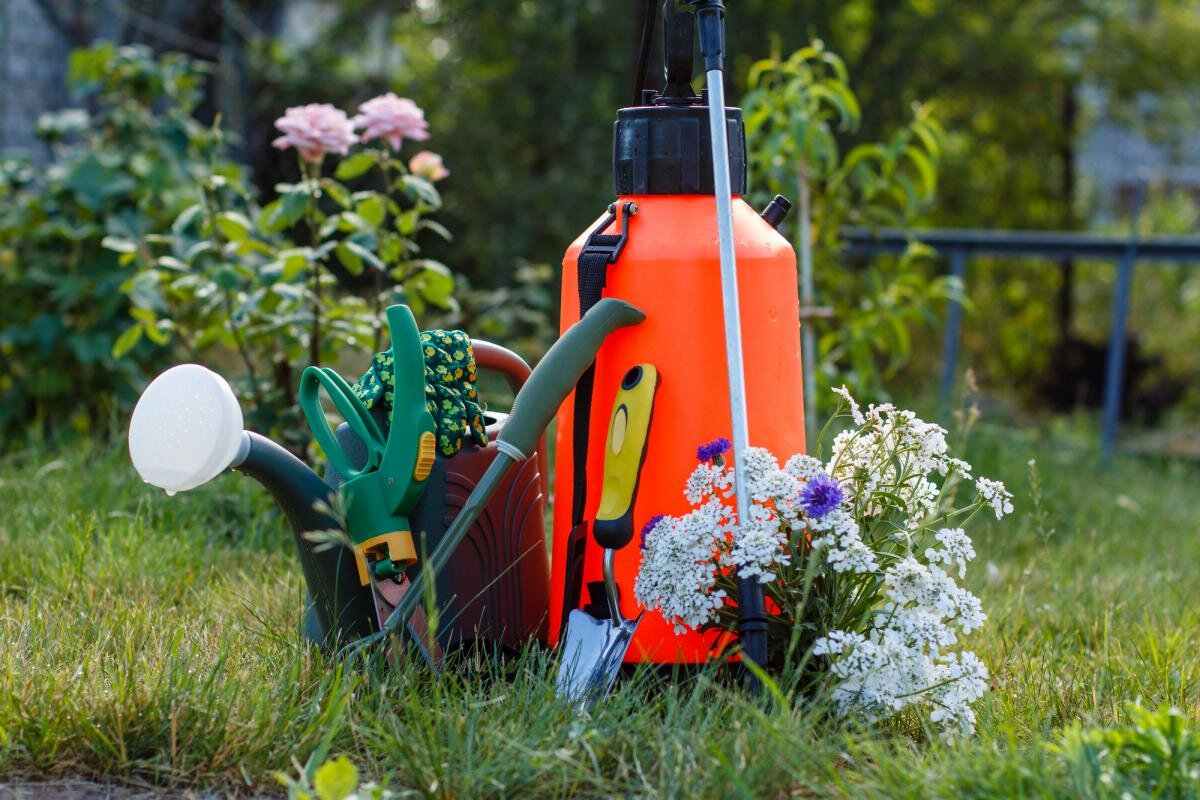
[549,194,806,664]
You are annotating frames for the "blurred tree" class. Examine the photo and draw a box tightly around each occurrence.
[240,2,1200,267]
[10,0,1200,416]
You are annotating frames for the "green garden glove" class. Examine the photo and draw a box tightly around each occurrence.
[352,329,488,457]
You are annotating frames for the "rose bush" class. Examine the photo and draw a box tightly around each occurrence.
[112,89,456,446]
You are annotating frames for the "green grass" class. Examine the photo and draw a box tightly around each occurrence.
[1,423,1199,797]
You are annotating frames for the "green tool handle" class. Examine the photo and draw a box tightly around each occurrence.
[339,297,646,659]
[502,298,646,458]
[299,366,385,480]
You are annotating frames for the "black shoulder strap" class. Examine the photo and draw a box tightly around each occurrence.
[560,203,635,632]
[571,202,635,527]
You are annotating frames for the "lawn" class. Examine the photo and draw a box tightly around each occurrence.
[1,420,1199,797]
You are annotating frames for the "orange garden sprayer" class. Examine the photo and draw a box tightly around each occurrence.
[549,0,805,673]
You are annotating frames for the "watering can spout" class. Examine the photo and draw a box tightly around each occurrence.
[231,431,379,645]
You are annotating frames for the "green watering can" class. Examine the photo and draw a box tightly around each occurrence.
[299,305,437,586]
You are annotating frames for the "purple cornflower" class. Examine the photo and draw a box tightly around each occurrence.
[639,514,667,550]
[799,473,843,519]
[696,437,732,463]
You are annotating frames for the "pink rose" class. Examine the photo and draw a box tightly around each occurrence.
[408,150,449,182]
[354,93,430,150]
[272,103,357,164]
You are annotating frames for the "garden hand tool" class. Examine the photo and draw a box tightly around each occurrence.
[693,0,770,677]
[556,364,659,708]
[327,338,553,654]
[338,297,647,660]
[299,304,437,588]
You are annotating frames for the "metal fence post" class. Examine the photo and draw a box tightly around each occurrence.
[940,248,968,409]
[1101,187,1145,459]
[1101,254,1136,459]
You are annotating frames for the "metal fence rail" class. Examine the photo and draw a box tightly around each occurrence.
[842,226,1200,457]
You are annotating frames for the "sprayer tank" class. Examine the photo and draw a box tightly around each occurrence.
[551,182,806,663]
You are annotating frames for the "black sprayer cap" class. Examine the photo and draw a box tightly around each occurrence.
[613,101,747,196]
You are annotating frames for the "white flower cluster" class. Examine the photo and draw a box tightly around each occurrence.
[814,546,988,738]
[635,388,1008,738]
[809,508,878,574]
[975,477,1014,519]
[632,499,729,634]
[636,446,802,630]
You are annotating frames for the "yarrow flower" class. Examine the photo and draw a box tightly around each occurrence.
[633,499,728,633]
[273,103,357,163]
[799,473,843,519]
[975,477,1014,519]
[408,150,449,181]
[784,453,824,481]
[696,437,731,463]
[925,527,976,578]
[634,386,1006,738]
[354,93,430,150]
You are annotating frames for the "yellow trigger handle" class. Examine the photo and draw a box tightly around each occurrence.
[593,364,659,550]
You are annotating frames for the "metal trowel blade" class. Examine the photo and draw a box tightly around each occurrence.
[555,608,641,708]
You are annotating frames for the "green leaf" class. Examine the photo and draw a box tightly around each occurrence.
[101,236,137,254]
[213,265,241,290]
[337,212,370,233]
[215,211,252,242]
[172,203,204,235]
[321,179,352,209]
[356,195,386,228]
[63,153,136,211]
[157,256,189,272]
[129,307,156,325]
[67,42,115,87]
[419,219,453,241]
[335,242,363,275]
[279,248,313,280]
[262,189,309,233]
[401,175,441,207]
[410,260,455,307]
[184,240,216,262]
[318,214,343,240]
[312,756,358,800]
[394,209,417,236]
[334,151,378,180]
[902,147,937,198]
[144,319,172,346]
[111,324,143,359]
[339,241,384,274]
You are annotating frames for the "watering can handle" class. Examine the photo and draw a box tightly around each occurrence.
[299,366,386,481]
[471,340,532,396]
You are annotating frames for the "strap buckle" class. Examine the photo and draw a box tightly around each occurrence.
[580,202,638,264]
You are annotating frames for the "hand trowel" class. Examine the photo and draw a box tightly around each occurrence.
[555,364,659,708]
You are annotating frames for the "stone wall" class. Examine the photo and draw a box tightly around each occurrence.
[0,0,70,158]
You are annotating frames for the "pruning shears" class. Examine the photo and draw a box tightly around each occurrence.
[299,304,438,586]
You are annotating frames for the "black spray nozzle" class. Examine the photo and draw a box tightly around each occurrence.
[690,0,726,73]
[761,195,792,230]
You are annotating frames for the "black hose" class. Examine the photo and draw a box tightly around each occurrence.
[632,0,660,105]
